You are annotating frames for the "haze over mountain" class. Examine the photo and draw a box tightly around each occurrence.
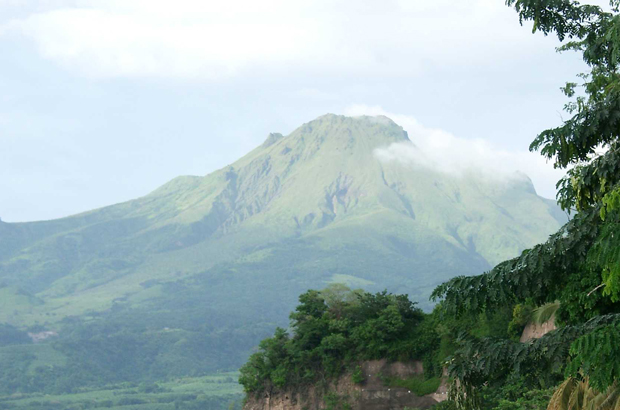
[0,114,566,388]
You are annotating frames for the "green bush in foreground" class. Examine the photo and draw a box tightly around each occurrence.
[239,285,439,394]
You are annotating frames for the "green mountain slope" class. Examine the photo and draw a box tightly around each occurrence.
[0,114,566,391]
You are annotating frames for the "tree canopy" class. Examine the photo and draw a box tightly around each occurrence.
[239,2,620,409]
[238,286,438,394]
[431,1,620,409]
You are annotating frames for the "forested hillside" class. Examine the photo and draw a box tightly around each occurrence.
[430,1,620,408]
[239,2,620,410]
[0,112,564,400]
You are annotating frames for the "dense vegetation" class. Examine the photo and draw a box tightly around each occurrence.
[428,1,620,410]
[239,285,439,393]
[0,111,564,400]
[0,300,271,396]
[0,373,242,410]
[238,284,521,396]
[0,115,564,403]
[3,2,614,410]
[240,3,620,410]
[0,324,31,346]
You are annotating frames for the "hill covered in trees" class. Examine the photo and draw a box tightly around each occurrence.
[239,2,620,410]
[0,113,564,396]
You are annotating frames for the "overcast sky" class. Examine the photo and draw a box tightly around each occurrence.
[0,0,604,222]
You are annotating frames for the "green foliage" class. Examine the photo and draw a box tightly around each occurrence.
[447,314,620,406]
[505,0,620,212]
[0,114,566,402]
[432,401,458,410]
[0,323,31,346]
[239,287,437,394]
[0,374,242,410]
[490,387,553,410]
[431,3,620,408]
[0,350,37,395]
[508,304,533,339]
[588,215,620,301]
[351,366,365,384]
[0,300,273,396]
[382,376,442,396]
[431,207,603,319]
[532,302,561,325]
[479,373,554,410]
[566,323,620,391]
[506,0,605,41]
[323,392,352,410]
[602,187,620,218]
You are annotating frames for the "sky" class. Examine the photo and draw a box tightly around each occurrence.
[0,0,605,222]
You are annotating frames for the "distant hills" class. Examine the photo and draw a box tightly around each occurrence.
[0,114,566,390]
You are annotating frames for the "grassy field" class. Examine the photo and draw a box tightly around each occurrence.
[0,373,243,410]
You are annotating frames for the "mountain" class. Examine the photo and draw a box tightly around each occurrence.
[0,114,565,391]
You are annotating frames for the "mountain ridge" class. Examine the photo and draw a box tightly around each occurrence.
[0,113,564,302]
[0,113,567,389]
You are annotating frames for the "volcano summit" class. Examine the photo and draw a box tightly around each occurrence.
[0,114,565,384]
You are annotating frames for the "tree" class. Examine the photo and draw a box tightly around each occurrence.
[238,288,433,395]
[431,1,620,408]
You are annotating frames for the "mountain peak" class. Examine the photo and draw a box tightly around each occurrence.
[311,113,408,137]
[281,113,410,149]
[0,113,567,394]
[257,114,410,157]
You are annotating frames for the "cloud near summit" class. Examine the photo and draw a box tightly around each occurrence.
[344,105,566,199]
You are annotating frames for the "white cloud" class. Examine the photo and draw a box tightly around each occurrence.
[3,6,321,79]
[1,0,557,80]
[344,104,566,199]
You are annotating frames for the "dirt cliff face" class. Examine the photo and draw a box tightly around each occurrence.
[243,360,443,410]
[520,315,557,342]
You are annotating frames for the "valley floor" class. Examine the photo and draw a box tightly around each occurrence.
[0,373,242,410]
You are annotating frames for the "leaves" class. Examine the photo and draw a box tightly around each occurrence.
[431,207,602,317]
[445,315,620,410]
[505,0,606,41]
[567,324,620,391]
[533,302,562,325]
[547,378,620,410]
[239,288,433,394]
[504,0,620,213]
[432,2,620,409]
